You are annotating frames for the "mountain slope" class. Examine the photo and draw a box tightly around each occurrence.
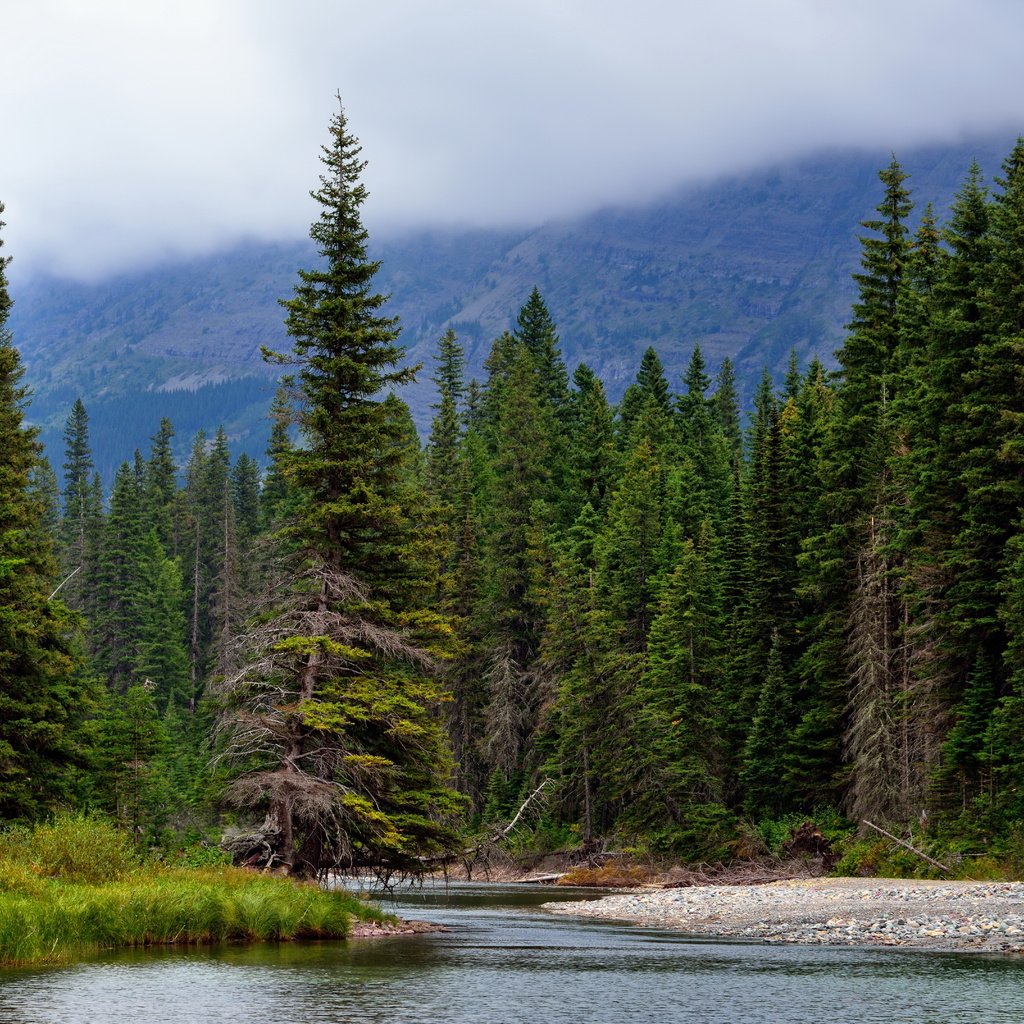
[8,133,1016,474]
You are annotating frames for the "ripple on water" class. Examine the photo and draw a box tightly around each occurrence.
[0,884,1022,1024]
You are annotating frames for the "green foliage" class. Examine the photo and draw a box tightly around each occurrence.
[0,817,383,966]
[0,814,140,884]
[218,100,461,876]
[12,138,1024,877]
[0,211,94,821]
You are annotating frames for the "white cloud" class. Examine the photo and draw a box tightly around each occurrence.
[2,0,1022,278]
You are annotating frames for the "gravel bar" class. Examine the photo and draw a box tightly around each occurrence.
[543,878,1024,953]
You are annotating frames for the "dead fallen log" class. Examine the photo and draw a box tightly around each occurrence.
[862,819,954,875]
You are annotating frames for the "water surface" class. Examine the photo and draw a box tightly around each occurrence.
[0,882,1021,1023]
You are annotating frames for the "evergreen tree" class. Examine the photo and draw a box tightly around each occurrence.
[134,530,190,710]
[93,462,148,690]
[220,100,460,875]
[712,356,743,458]
[59,398,95,609]
[626,539,727,850]
[95,684,169,844]
[482,343,552,775]
[426,327,466,566]
[542,503,634,840]
[941,140,1024,798]
[619,346,672,438]
[261,387,295,525]
[513,287,570,411]
[146,417,177,552]
[596,437,667,650]
[0,209,92,819]
[740,632,793,818]
[564,363,617,516]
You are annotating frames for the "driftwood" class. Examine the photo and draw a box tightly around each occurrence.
[661,859,805,888]
[862,819,953,875]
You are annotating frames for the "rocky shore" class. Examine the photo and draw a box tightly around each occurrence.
[544,878,1024,953]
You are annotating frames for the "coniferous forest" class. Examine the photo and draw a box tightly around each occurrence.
[4,110,1024,876]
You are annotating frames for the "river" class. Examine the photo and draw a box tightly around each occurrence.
[0,882,1022,1023]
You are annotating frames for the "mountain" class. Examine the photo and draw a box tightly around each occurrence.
[8,133,1017,478]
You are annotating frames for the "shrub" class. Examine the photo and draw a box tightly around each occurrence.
[0,814,139,884]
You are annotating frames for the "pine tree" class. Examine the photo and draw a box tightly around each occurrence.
[93,462,148,690]
[481,343,552,775]
[134,530,190,711]
[712,356,743,458]
[626,539,727,849]
[95,684,169,844]
[564,362,617,516]
[0,207,92,819]
[541,503,635,840]
[145,417,177,552]
[59,398,94,608]
[513,287,569,411]
[596,437,667,650]
[941,140,1024,799]
[261,387,295,526]
[219,100,460,875]
[740,632,793,818]
[618,346,672,438]
[426,327,466,567]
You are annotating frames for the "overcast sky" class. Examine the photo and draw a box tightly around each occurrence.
[4,0,1023,280]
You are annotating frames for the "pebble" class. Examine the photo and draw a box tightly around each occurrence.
[543,880,1024,953]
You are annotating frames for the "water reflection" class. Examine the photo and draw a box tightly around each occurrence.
[0,883,1021,1024]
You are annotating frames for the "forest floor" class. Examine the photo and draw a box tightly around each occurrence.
[543,877,1024,953]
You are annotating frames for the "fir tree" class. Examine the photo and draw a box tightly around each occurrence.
[0,209,92,819]
[60,398,94,597]
[513,287,569,411]
[219,100,460,875]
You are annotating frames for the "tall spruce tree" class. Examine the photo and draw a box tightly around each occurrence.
[0,207,92,819]
[218,100,459,875]
[59,398,94,607]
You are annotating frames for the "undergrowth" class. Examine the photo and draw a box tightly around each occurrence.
[0,815,386,966]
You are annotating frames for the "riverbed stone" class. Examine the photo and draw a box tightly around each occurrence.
[542,878,1024,954]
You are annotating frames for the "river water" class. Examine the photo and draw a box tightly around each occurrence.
[0,882,1022,1023]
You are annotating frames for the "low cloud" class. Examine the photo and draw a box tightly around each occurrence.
[3,0,1022,279]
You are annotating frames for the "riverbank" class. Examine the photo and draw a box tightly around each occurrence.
[0,866,390,966]
[0,817,389,966]
[544,878,1024,953]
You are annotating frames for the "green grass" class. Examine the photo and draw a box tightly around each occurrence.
[0,816,387,966]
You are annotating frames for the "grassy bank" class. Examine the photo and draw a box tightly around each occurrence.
[0,817,387,967]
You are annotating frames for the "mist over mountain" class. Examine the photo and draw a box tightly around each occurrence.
[9,133,1015,478]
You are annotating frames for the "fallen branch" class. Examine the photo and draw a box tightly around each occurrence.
[489,779,554,843]
[48,565,82,601]
[862,819,953,875]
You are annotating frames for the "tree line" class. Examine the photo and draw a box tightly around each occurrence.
[3,124,1024,869]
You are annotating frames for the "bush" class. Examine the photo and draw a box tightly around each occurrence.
[0,814,139,884]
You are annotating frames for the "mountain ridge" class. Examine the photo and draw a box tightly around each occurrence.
[8,133,1017,476]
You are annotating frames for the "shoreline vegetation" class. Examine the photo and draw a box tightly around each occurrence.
[0,817,389,967]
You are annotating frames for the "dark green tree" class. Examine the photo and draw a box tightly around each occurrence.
[0,209,93,819]
[219,100,460,875]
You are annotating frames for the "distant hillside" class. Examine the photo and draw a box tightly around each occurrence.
[8,133,1017,477]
